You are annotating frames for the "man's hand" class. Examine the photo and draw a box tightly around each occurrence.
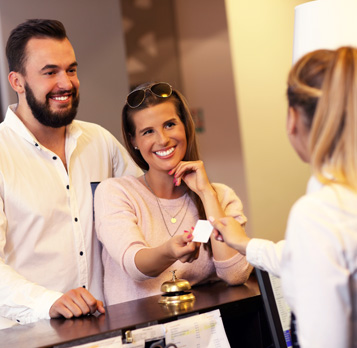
[49,287,105,319]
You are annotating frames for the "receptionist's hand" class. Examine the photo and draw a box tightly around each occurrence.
[209,216,250,256]
[49,287,105,319]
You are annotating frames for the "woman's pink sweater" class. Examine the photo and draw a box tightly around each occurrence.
[94,175,253,305]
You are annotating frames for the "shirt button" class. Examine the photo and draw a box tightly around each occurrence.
[80,251,84,256]
[66,185,70,190]
[82,285,86,288]
[74,217,78,222]
[35,143,39,147]
[52,156,57,160]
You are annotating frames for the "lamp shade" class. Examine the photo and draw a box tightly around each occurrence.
[293,0,357,63]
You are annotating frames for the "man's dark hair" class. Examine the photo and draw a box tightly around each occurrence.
[6,19,67,74]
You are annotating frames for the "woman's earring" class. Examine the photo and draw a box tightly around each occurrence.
[134,146,139,150]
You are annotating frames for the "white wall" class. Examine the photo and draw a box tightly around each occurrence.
[0,0,129,141]
[293,0,357,63]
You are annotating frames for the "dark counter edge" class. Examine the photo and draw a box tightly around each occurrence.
[0,273,269,348]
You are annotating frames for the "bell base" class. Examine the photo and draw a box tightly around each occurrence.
[158,292,195,305]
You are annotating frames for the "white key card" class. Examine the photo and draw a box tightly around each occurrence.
[192,219,213,243]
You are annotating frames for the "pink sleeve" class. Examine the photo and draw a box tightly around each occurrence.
[94,178,151,281]
[214,253,253,285]
[212,183,253,284]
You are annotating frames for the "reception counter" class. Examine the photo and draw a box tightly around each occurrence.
[0,273,272,348]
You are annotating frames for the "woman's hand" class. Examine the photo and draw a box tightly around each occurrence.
[209,216,250,256]
[169,160,213,197]
[135,229,201,277]
[170,161,238,261]
[168,230,200,263]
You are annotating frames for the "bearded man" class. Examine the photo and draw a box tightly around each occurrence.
[0,19,141,328]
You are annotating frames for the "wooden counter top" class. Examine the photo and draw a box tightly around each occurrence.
[0,275,267,348]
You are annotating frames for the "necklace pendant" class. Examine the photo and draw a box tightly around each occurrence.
[171,217,177,224]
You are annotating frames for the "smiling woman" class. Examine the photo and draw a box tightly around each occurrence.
[94,82,253,306]
[130,102,187,177]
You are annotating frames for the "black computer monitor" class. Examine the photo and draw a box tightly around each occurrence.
[255,269,293,348]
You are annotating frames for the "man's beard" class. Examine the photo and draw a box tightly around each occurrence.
[25,83,80,128]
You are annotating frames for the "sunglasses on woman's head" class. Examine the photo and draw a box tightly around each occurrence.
[126,82,173,108]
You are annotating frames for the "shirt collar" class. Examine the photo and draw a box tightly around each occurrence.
[4,104,82,148]
[306,169,336,194]
[306,176,323,194]
[4,104,38,146]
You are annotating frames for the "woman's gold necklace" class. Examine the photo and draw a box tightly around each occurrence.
[144,174,189,237]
